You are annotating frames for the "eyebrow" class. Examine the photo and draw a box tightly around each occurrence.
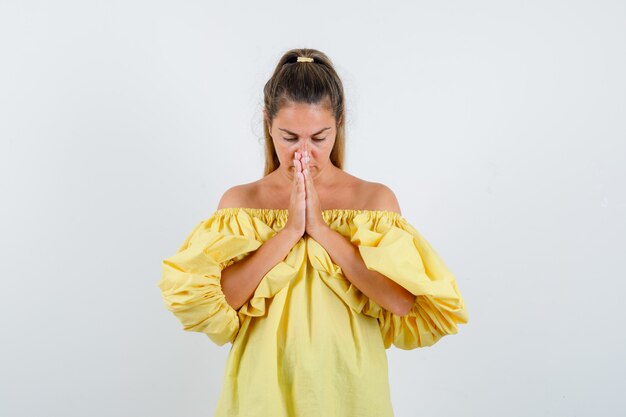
[278,127,331,136]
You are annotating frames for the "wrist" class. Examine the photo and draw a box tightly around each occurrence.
[280,226,304,244]
[308,223,332,243]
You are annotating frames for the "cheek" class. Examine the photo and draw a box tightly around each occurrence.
[274,142,293,157]
[311,141,333,157]
[278,142,299,155]
[278,148,296,165]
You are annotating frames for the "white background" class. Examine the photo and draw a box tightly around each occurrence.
[1,1,624,416]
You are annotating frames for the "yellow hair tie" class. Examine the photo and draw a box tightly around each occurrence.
[297,56,314,63]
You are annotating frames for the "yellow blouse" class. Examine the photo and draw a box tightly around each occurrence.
[158,207,469,417]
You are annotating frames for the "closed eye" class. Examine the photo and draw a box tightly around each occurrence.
[284,138,326,142]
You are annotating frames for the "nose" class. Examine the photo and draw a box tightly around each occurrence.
[295,143,306,157]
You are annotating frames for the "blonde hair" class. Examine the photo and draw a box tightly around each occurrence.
[262,48,347,176]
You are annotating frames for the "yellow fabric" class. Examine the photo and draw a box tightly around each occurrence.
[158,207,469,417]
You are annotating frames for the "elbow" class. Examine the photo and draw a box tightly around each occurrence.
[223,291,240,311]
[394,294,416,317]
[220,265,243,311]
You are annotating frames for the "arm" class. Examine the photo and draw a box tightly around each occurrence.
[308,184,469,349]
[313,226,416,316]
[310,183,415,316]
[221,227,301,310]
[216,185,302,311]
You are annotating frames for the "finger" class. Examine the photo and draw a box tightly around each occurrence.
[298,169,305,198]
[304,149,310,167]
[292,152,298,170]
[303,165,311,190]
[293,158,298,179]
[292,158,298,189]
[301,152,308,169]
[294,157,303,186]
[295,159,305,190]
[304,167,316,199]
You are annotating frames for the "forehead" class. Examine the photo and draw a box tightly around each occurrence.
[274,101,335,125]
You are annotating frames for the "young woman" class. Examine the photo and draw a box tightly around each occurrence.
[158,48,469,417]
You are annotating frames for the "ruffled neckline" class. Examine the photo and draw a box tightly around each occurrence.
[213,207,404,222]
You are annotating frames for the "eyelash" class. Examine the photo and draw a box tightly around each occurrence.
[284,138,326,142]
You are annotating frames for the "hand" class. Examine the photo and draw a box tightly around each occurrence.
[283,150,306,238]
[301,143,328,239]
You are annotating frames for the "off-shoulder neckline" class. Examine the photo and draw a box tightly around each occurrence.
[213,207,403,218]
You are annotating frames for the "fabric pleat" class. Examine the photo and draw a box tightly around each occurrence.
[158,207,469,416]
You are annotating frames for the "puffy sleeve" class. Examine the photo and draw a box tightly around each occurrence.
[350,212,469,350]
[157,210,298,346]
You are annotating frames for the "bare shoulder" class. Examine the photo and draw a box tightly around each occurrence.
[344,171,402,214]
[216,182,256,210]
[369,182,402,214]
[359,179,402,215]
